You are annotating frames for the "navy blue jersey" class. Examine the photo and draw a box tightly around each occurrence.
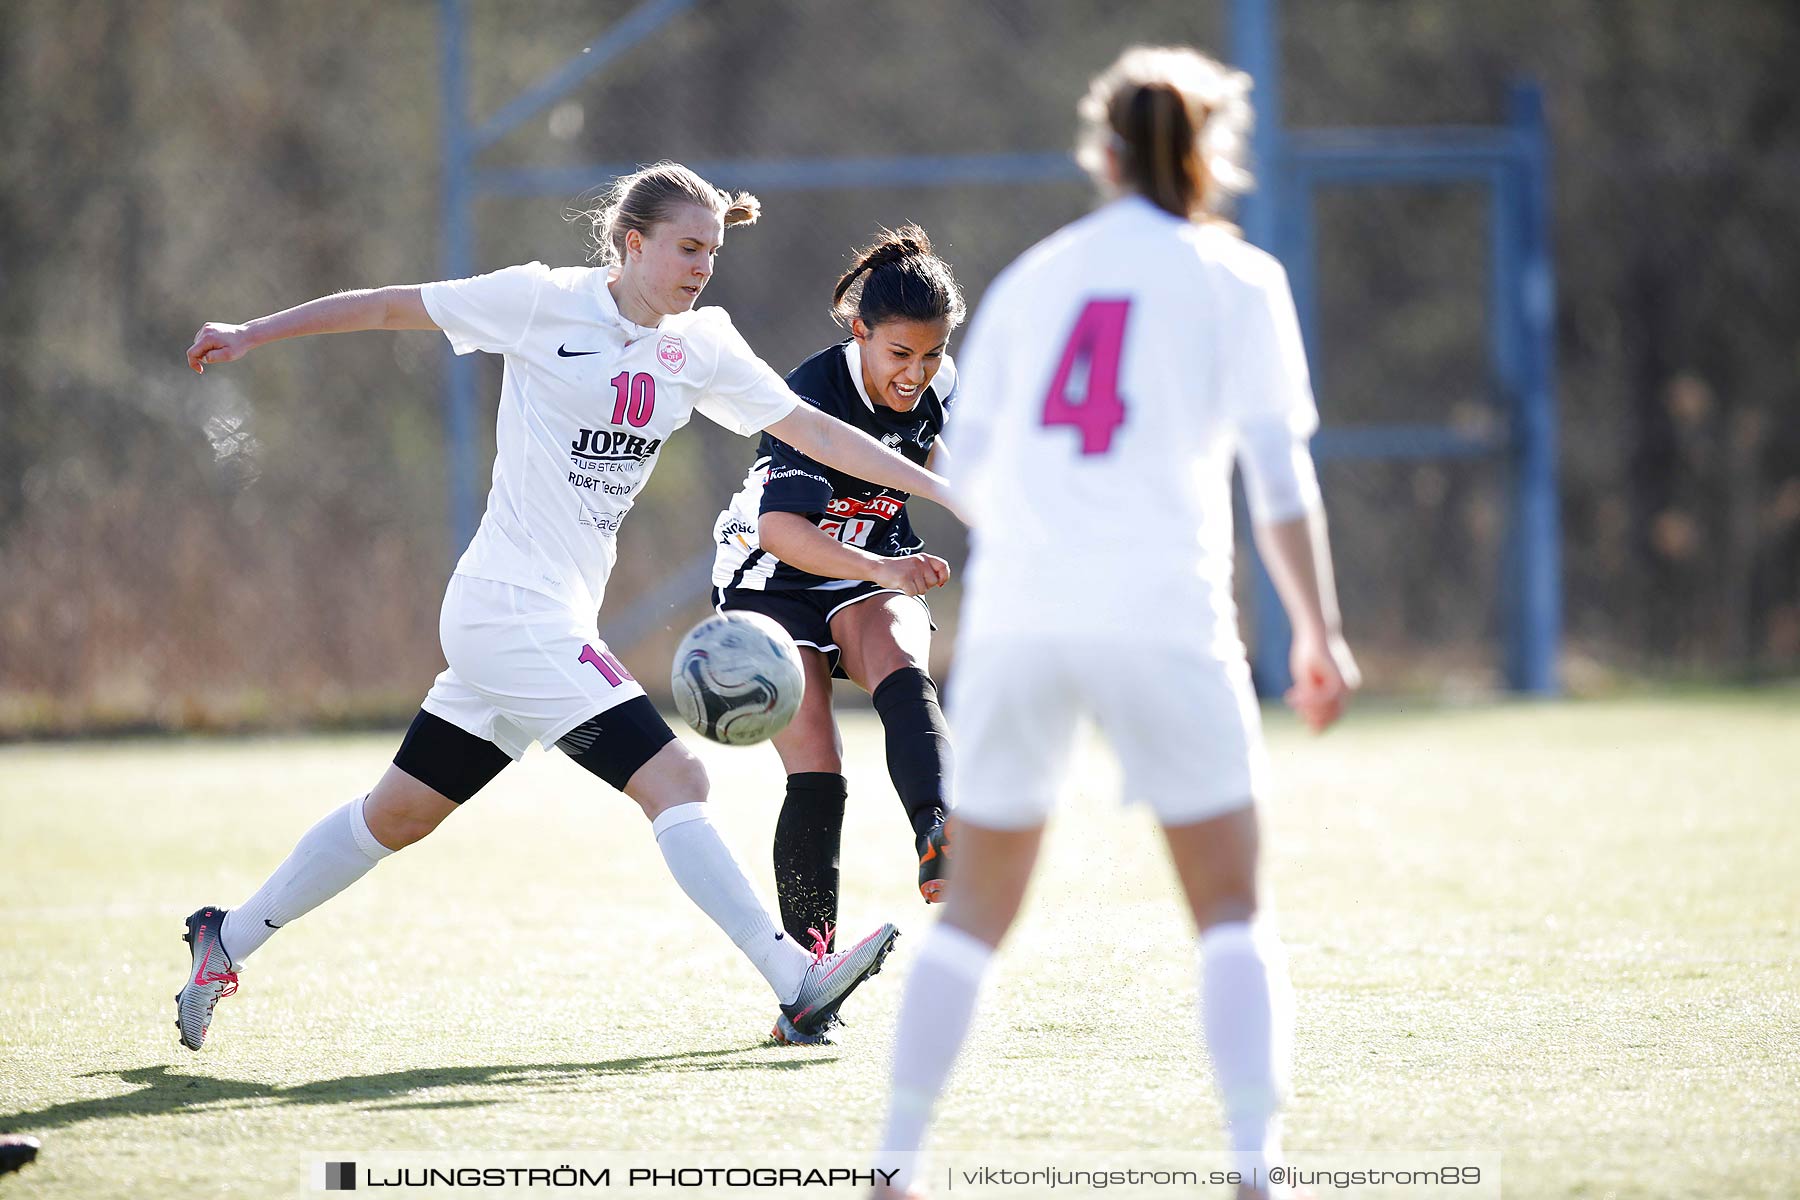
[711,340,956,592]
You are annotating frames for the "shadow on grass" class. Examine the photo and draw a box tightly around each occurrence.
[3,1045,823,1133]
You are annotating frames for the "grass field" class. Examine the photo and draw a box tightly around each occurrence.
[2,691,1797,1198]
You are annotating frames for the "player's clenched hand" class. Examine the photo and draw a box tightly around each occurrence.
[872,553,951,596]
[186,322,255,373]
[1285,630,1360,733]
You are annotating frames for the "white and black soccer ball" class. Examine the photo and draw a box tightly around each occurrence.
[670,611,805,745]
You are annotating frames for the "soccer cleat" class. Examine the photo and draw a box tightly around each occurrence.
[916,816,950,904]
[769,1011,845,1046]
[174,906,239,1051]
[0,1135,41,1177]
[776,922,899,1041]
[772,925,848,1044]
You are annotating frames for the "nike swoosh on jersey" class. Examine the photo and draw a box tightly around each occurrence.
[557,345,603,357]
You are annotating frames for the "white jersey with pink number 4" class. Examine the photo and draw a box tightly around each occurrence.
[947,196,1318,656]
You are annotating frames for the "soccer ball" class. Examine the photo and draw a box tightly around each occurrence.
[670,611,805,745]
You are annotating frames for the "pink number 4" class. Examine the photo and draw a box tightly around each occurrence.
[1041,299,1131,455]
[579,644,636,687]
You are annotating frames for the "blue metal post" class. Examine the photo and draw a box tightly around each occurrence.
[1491,157,1526,688]
[1505,82,1560,692]
[471,0,698,151]
[1231,0,1295,695]
[1231,0,1281,251]
[439,0,480,560]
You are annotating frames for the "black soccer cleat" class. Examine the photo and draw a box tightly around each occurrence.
[916,816,951,904]
[768,1011,845,1047]
[0,1134,41,1177]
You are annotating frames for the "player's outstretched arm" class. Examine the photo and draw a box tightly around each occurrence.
[1252,508,1361,732]
[758,512,949,597]
[186,285,439,373]
[764,404,971,526]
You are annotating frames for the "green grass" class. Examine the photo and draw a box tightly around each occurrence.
[2,692,1797,1198]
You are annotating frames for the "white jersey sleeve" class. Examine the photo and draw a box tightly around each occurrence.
[1223,257,1318,435]
[1227,259,1323,522]
[692,310,801,436]
[939,269,1013,496]
[420,261,553,356]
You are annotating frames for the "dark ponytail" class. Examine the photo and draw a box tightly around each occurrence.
[1118,81,1208,220]
[830,224,967,331]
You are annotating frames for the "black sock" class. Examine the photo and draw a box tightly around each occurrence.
[773,772,847,950]
[870,667,952,840]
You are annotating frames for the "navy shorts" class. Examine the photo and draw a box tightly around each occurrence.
[715,582,931,679]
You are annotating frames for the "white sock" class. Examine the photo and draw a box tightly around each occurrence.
[220,795,393,964]
[875,923,994,1189]
[1199,920,1293,1178]
[651,803,811,1003]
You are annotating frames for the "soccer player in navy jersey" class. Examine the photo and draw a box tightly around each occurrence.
[710,226,964,1042]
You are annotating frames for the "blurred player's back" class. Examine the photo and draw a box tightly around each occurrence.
[876,47,1358,1200]
[950,194,1315,656]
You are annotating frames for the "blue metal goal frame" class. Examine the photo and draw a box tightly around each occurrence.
[438,0,1560,692]
[1230,0,1559,694]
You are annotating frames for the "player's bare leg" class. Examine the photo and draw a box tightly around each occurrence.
[833,592,931,697]
[770,647,844,774]
[620,736,712,820]
[834,594,952,902]
[1164,807,1294,1200]
[873,819,1041,1198]
[362,765,461,847]
[1162,804,1261,928]
[936,820,1038,945]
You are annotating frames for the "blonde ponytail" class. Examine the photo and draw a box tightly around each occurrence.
[571,161,764,265]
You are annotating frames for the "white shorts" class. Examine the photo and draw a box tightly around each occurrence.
[421,574,647,760]
[950,635,1268,830]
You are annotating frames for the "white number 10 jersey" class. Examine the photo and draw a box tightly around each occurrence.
[948,196,1320,659]
[421,262,798,617]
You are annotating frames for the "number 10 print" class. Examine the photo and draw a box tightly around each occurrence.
[609,372,656,428]
[579,644,636,687]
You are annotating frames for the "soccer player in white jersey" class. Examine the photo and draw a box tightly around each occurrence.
[710,227,964,1041]
[871,49,1360,1200]
[175,162,963,1052]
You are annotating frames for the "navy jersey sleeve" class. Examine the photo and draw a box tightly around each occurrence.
[759,439,834,516]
